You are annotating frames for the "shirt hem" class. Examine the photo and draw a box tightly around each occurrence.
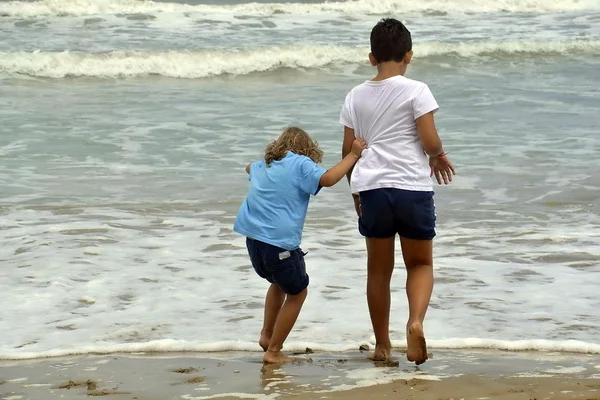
[351,182,433,194]
[233,227,298,251]
[339,117,354,129]
[312,169,327,195]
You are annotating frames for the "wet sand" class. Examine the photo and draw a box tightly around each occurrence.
[1,349,599,399]
[296,375,600,400]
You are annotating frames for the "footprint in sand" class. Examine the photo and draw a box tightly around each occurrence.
[374,359,400,368]
[172,367,198,374]
[58,380,97,390]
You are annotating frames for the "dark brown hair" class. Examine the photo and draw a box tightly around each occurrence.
[371,18,412,63]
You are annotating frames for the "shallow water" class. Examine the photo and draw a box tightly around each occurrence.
[0,0,599,359]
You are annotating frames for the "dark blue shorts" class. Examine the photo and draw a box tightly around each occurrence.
[246,238,309,295]
[358,188,436,240]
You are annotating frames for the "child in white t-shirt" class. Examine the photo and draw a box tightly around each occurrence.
[339,18,456,365]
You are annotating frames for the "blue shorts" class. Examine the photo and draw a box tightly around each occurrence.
[246,238,309,295]
[358,188,436,240]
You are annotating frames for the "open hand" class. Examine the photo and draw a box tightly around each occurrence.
[351,138,367,158]
[429,153,456,185]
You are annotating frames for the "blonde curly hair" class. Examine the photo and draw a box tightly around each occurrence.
[264,126,324,165]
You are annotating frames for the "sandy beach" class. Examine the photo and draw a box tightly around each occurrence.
[2,0,599,399]
[297,375,600,400]
[2,349,599,400]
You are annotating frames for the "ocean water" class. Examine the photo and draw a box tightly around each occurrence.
[1,0,599,360]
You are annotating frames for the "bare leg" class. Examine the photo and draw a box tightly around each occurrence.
[264,288,308,364]
[259,284,285,351]
[399,237,433,365]
[366,237,396,361]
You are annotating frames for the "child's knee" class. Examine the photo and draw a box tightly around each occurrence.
[406,263,433,272]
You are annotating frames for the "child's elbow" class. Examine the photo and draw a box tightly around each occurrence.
[319,174,335,187]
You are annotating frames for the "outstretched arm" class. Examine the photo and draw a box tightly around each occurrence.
[320,137,366,187]
[341,126,361,216]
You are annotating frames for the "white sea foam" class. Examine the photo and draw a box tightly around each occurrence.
[317,368,445,396]
[544,366,587,374]
[182,392,278,400]
[1,338,599,360]
[1,39,598,79]
[333,368,442,391]
[0,41,599,364]
[1,0,598,18]
[1,117,599,361]
[424,339,600,354]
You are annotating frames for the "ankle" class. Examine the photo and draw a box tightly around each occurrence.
[407,321,424,333]
[267,345,282,353]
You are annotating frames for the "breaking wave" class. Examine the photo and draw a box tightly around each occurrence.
[1,0,599,18]
[1,40,598,79]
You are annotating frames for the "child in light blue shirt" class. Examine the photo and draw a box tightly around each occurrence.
[234,126,366,364]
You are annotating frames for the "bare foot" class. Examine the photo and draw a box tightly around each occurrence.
[259,330,271,352]
[263,350,295,364]
[368,342,391,361]
[406,322,428,365]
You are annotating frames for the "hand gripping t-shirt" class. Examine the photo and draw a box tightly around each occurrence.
[233,151,327,250]
[339,75,439,194]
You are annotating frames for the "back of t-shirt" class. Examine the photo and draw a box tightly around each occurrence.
[233,151,327,250]
[339,75,439,193]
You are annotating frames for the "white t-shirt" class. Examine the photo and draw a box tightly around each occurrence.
[339,75,439,194]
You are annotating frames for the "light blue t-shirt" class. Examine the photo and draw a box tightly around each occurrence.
[233,151,327,250]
